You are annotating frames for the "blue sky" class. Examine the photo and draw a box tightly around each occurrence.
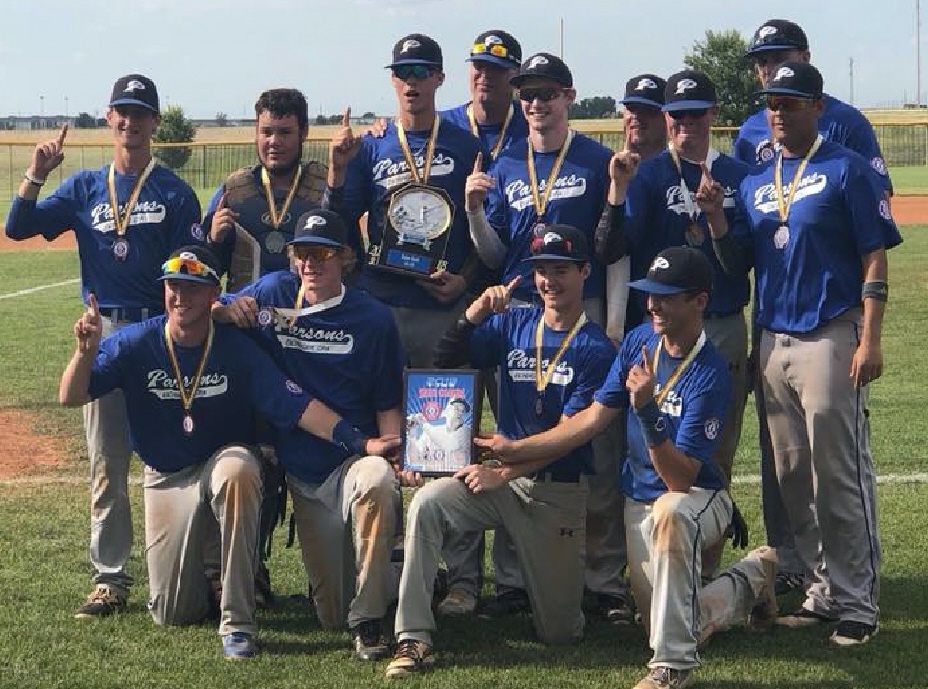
[2,0,922,119]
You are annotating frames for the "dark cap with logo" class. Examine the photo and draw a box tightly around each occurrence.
[510,52,573,88]
[159,245,222,285]
[387,33,443,69]
[468,30,521,69]
[663,70,717,112]
[758,61,823,99]
[524,223,589,263]
[621,74,666,109]
[289,209,349,248]
[628,247,713,295]
[746,19,809,56]
[109,74,160,114]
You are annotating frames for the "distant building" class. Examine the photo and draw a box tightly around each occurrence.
[0,115,72,131]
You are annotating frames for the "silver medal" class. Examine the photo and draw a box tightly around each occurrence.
[773,224,790,250]
[182,414,194,436]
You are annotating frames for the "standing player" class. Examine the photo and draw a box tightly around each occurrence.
[212,209,409,661]
[733,63,900,646]
[328,32,484,367]
[477,247,779,689]
[464,52,640,620]
[58,245,399,659]
[620,70,752,577]
[620,74,667,162]
[6,74,202,618]
[384,224,615,679]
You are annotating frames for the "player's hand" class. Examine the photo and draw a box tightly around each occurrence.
[454,463,507,494]
[74,292,103,355]
[393,464,425,488]
[29,124,68,180]
[850,340,883,388]
[329,107,363,176]
[466,275,522,322]
[626,344,657,409]
[726,500,749,550]
[364,117,389,139]
[472,433,525,464]
[695,162,725,220]
[366,434,402,460]
[417,269,466,304]
[212,296,258,328]
[465,152,495,212]
[209,193,239,243]
[609,148,640,187]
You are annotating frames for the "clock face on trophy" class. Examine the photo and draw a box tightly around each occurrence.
[368,182,454,277]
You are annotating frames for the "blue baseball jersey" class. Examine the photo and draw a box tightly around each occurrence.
[469,306,615,481]
[87,317,311,473]
[441,101,529,159]
[624,150,751,324]
[735,140,902,334]
[5,165,203,310]
[733,94,892,193]
[485,133,612,303]
[594,323,730,502]
[341,119,484,310]
[230,273,405,484]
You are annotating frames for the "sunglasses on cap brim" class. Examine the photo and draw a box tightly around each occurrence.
[161,256,219,281]
[471,42,515,60]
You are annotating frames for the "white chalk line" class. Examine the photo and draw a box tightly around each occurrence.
[3,472,928,488]
[0,278,79,301]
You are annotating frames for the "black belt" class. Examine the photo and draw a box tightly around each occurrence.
[529,471,582,484]
[704,309,743,320]
[99,306,159,322]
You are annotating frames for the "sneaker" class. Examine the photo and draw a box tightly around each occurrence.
[748,546,779,631]
[351,619,390,661]
[437,588,477,616]
[634,666,694,689]
[74,584,127,619]
[385,638,435,679]
[477,589,531,619]
[598,593,636,624]
[776,607,837,628]
[830,620,878,647]
[222,632,257,660]
[774,571,805,596]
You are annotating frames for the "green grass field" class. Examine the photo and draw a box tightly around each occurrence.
[0,230,926,688]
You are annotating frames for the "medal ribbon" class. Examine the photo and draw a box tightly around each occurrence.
[774,134,823,225]
[106,158,156,238]
[163,320,214,417]
[467,102,514,160]
[260,164,303,229]
[650,330,707,408]
[396,116,441,185]
[535,312,587,393]
[527,129,574,220]
[667,145,719,223]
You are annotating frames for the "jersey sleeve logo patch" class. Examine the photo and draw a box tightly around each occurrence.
[257,308,274,327]
[756,140,777,164]
[704,417,721,440]
[190,222,204,241]
[870,156,888,176]
[879,198,893,221]
[285,379,303,395]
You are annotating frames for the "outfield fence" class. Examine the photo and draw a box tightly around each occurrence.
[4,121,928,200]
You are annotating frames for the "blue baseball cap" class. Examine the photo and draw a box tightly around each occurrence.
[621,74,666,109]
[663,70,717,112]
[387,33,443,69]
[467,30,521,69]
[109,74,160,114]
[746,19,809,56]
[757,61,823,99]
[288,209,348,248]
[524,223,589,263]
[629,247,713,296]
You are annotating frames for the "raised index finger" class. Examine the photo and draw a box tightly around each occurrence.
[342,107,351,128]
[473,151,483,174]
[87,292,100,317]
[641,344,652,372]
[56,123,69,147]
[700,161,713,183]
[504,274,522,295]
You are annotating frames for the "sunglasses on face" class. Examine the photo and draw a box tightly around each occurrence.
[668,108,709,121]
[751,51,795,68]
[766,96,814,112]
[471,42,513,60]
[392,65,436,81]
[161,257,220,281]
[291,245,339,262]
[519,87,563,103]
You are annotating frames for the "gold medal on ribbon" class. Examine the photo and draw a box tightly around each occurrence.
[163,320,214,436]
[467,103,514,160]
[527,129,574,225]
[668,145,708,248]
[260,164,303,229]
[106,158,156,260]
[535,312,587,417]
[650,331,707,409]
[396,117,440,185]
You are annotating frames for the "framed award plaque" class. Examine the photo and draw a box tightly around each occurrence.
[368,183,454,278]
[402,369,482,476]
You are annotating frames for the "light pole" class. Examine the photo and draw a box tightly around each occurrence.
[65,96,69,119]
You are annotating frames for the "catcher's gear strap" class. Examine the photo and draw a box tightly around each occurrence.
[222,162,328,206]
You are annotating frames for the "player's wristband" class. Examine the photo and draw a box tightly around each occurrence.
[634,399,670,448]
[862,280,888,302]
[333,419,368,456]
[23,170,46,187]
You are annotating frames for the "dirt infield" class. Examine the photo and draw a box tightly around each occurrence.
[0,410,68,479]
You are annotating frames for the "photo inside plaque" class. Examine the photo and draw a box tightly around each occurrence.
[403,369,482,476]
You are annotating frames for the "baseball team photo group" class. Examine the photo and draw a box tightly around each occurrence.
[1,6,924,689]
